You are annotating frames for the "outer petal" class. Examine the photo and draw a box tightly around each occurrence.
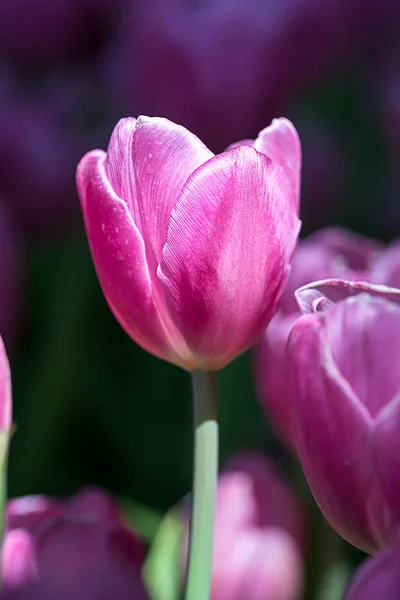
[295,279,400,315]
[372,396,400,527]
[77,149,184,366]
[2,529,38,589]
[158,146,300,369]
[130,116,213,268]
[0,336,11,431]
[345,539,400,600]
[255,313,299,449]
[212,529,303,600]
[288,312,387,553]
[253,118,301,213]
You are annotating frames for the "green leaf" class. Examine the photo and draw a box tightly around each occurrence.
[143,508,184,600]
[316,560,352,600]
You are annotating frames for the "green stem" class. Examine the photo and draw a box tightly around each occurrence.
[185,370,219,600]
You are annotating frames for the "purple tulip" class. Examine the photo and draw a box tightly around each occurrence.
[183,452,304,600]
[287,279,400,553]
[345,534,400,599]
[76,115,300,370]
[255,227,381,448]
[1,488,149,600]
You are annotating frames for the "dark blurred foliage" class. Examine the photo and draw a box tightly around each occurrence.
[1,0,400,587]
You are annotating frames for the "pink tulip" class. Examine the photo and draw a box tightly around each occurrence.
[345,534,400,599]
[77,115,301,370]
[1,488,149,600]
[287,279,400,553]
[183,452,304,600]
[255,227,381,448]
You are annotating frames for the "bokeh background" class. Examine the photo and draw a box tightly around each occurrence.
[2,0,400,594]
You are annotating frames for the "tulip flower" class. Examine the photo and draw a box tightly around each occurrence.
[183,452,304,600]
[77,115,301,371]
[1,488,149,600]
[287,279,400,553]
[345,534,400,599]
[255,227,381,448]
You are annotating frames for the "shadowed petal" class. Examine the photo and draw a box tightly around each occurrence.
[159,145,300,369]
[373,395,400,526]
[0,337,11,431]
[288,312,385,553]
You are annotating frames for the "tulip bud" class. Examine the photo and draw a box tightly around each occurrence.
[183,452,304,600]
[1,488,149,600]
[255,227,380,448]
[287,279,400,553]
[345,534,400,599]
[77,115,301,370]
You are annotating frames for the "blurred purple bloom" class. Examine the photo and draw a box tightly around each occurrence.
[345,534,400,599]
[255,227,381,448]
[106,0,291,151]
[287,280,400,553]
[1,488,149,600]
[183,452,304,600]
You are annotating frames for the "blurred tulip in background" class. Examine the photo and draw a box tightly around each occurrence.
[1,488,149,600]
[183,452,304,600]
[255,227,381,448]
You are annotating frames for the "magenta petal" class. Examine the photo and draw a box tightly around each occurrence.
[159,146,300,369]
[373,397,400,526]
[76,149,175,364]
[295,278,400,315]
[288,314,382,553]
[345,540,400,600]
[255,314,299,449]
[0,337,11,432]
[253,118,301,213]
[104,117,138,219]
[131,116,213,267]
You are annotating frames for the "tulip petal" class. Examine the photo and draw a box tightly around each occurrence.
[295,279,400,315]
[0,336,11,431]
[104,117,138,220]
[373,395,400,526]
[77,149,179,364]
[131,116,213,268]
[159,146,300,369]
[288,312,384,552]
[345,541,400,600]
[253,118,301,213]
